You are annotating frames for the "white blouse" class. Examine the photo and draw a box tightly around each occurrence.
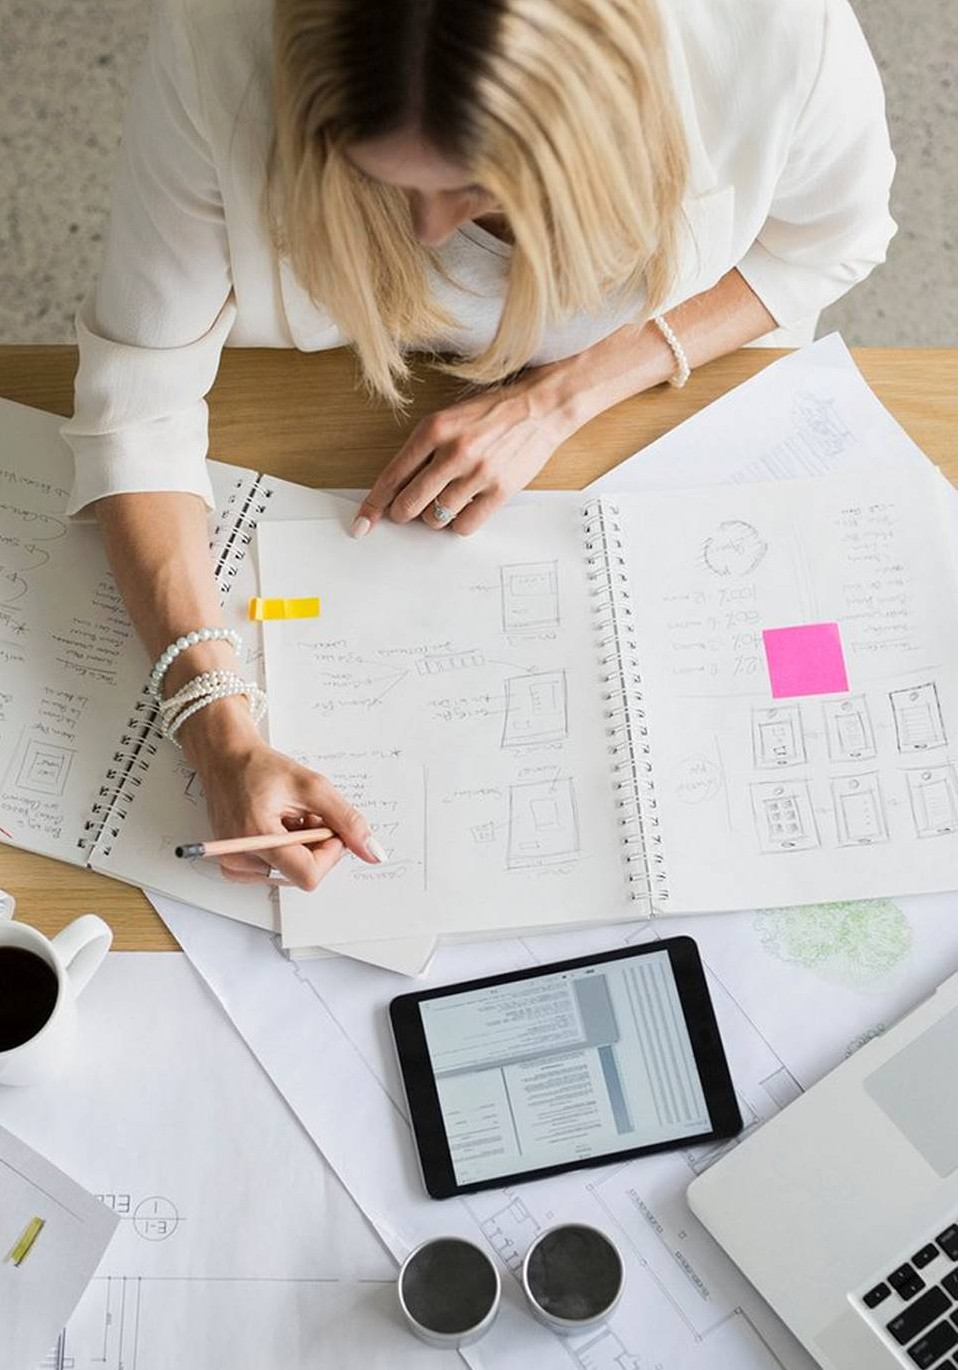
[63,0,896,515]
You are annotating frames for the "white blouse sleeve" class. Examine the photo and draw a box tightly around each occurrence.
[736,0,897,329]
[62,0,236,516]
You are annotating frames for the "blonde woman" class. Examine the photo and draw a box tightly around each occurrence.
[65,0,895,890]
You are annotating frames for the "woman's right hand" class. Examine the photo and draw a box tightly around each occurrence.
[182,701,382,891]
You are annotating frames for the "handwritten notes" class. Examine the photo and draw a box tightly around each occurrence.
[619,466,957,912]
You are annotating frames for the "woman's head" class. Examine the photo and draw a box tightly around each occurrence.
[269,0,688,401]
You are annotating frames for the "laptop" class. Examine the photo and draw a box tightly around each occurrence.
[688,975,958,1370]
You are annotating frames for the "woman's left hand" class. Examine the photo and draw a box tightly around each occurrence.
[351,369,575,538]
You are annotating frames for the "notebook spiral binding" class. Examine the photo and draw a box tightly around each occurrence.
[582,498,667,906]
[77,474,273,860]
[212,474,275,593]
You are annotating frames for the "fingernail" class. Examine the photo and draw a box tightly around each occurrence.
[365,836,388,863]
[350,515,372,540]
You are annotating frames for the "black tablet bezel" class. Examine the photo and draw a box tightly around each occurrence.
[390,935,742,1199]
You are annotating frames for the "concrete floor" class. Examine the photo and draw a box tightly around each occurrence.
[0,0,955,346]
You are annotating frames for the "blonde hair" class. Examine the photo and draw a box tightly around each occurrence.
[268,0,688,404]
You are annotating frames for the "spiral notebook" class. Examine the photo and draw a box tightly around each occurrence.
[257,469,958,952]
[0,397,440,968]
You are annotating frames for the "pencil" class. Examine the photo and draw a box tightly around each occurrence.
[175,828,335,859]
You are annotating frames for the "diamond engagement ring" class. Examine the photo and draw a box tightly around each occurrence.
[432,499,456,526]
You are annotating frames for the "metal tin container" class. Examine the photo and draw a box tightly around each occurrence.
[398,1236,501,1348]
[522,1223,624,1333]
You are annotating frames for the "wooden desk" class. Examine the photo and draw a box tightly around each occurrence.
[1,345,956,950]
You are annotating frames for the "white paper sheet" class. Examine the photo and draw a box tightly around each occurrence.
[260,501,629,951]
[0,955,460,1370]
[152,888,958,1370]
[0,1123,118,1370]
[615,466,957,910]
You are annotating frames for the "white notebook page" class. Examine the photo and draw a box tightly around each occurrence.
[0,400,147,863]
[618,467,958,911]
[261,500,632,949]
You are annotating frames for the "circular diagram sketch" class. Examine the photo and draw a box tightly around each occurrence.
[753,899,912,989]
[702,520,768,577]
[133,1196,180,1241]
[674,754,723,805]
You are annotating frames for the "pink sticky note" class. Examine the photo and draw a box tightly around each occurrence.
[762,622,849,699]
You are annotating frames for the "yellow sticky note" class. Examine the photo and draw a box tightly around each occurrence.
[5,1215,44,1266]
[248,597,321,621]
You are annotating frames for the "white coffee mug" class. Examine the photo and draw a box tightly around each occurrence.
[0,893,112,1087]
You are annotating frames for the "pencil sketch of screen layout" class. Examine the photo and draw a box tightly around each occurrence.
[746,681,956,853]
[419,951,710,1186]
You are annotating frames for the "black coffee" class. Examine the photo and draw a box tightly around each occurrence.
[401,1239,497,1334]
[527,1225,623,1321]
[0,947,59,1051]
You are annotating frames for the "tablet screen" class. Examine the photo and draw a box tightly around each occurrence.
[418,948,711,1186]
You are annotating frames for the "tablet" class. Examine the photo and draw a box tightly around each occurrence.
[390,937,742,1198]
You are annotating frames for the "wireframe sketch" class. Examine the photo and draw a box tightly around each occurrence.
[889,682,947,752]
[16,738,75,796]
[501,670,568,747]
[415,649,484,676]
[831,773,888,846]
[823,695,876,761]
[906,764,958,837]
[750,780,819,852]
[701,520,767,578]
[507,777,580,868]
[500,561,559,633]
[751,705,806,768]
[471,821,497,844]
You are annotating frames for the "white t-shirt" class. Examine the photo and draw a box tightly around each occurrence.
[64,0,896,514]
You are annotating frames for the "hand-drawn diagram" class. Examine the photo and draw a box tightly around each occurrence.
[15,737,75,796]
[751,706,806,768]
[831,773,889,846]
[889,682,947,752]
[751,780,819,852]
[674,754,723,805]
[500,562,559,634]
[753,899,912,989]
[823,695,876,761]
[507,777,580,868]
[415,649,485,676]
[471,821,497,844]
[701,520,767,578]
[502,670,568,747]
[906,764,958,837]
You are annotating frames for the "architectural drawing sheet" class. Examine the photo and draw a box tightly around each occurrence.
[259,503,628,950]
[154,887,957,1370]
[616,467,957,911]
[0,955,460,1370]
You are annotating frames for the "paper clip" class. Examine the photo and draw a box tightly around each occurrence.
[248,597,321,622]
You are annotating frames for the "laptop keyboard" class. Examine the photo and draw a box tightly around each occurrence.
[859,1223,958,1368]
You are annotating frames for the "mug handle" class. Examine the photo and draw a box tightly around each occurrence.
[51,915,113,997]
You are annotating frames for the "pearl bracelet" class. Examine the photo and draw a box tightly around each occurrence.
[160,673,267,747]
[148,627,242,700]
[158,670,251,722]
[651,314,691,389]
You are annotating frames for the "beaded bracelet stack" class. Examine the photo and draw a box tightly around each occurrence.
[147,628,266,747]
[158,670,267,745]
